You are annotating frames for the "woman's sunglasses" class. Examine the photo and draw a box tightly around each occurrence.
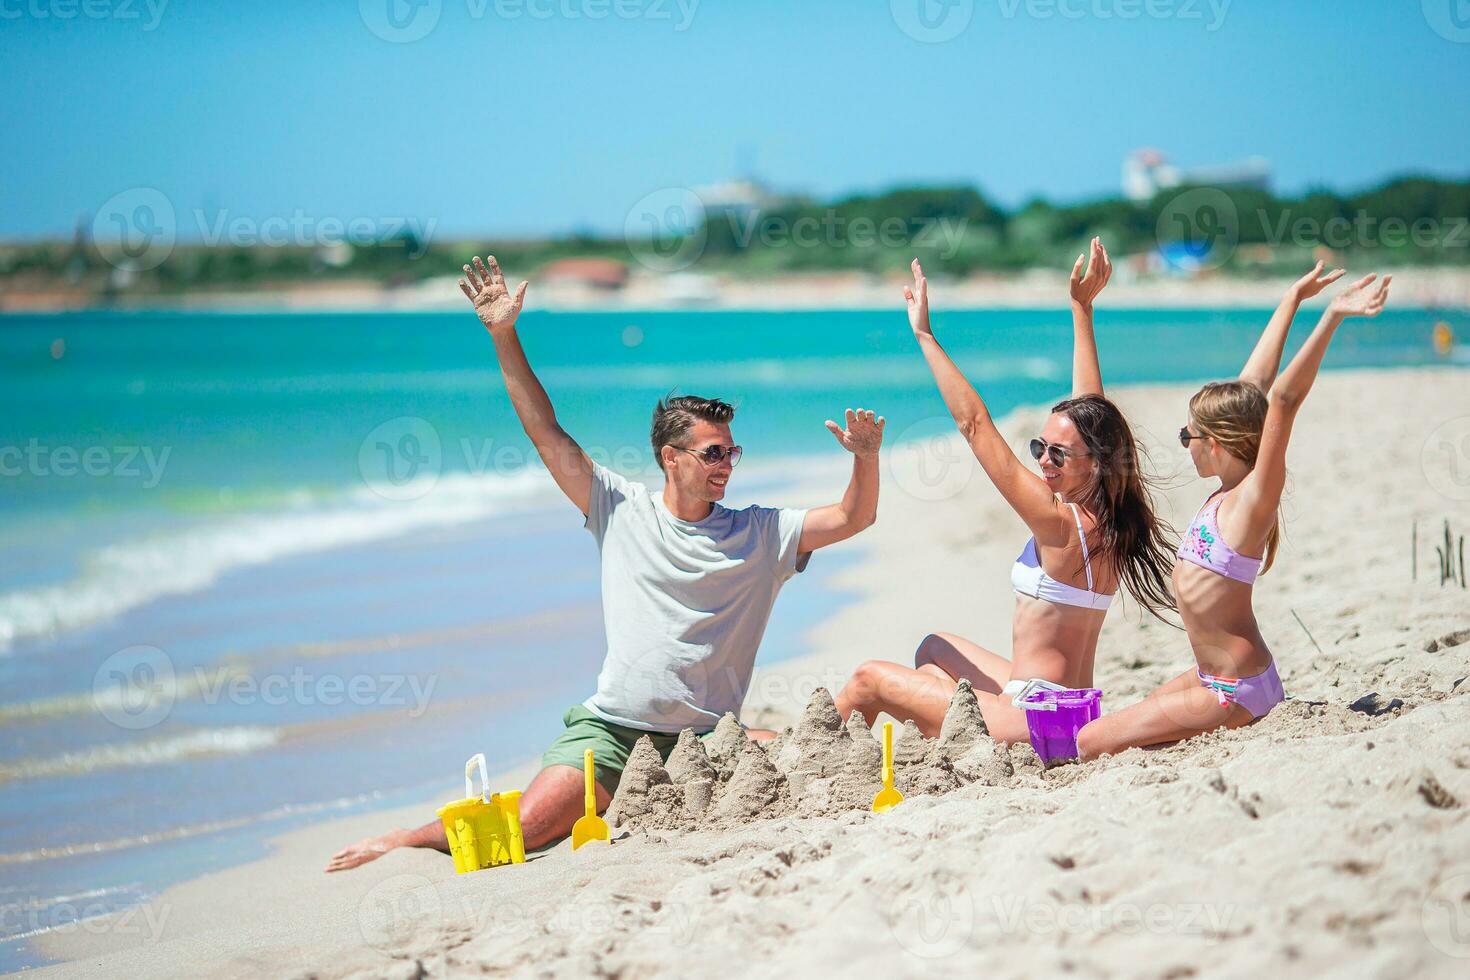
[1029,438,1087,468]
[675,444,743,467]
[1178,426,1206,448]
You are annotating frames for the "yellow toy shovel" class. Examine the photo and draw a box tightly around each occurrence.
[871,721,904,813]
[571,749,610,850]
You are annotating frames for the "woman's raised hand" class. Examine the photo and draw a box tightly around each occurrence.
[1068,237,1112,311]
[1328,273,1392,319]
[903,258,932,337]
[1287,260,1346,302]
[459,256,529,335]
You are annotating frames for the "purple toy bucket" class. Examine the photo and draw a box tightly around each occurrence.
[1020,688,1102,766]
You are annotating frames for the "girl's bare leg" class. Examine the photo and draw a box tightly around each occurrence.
[1076,681,1253,761]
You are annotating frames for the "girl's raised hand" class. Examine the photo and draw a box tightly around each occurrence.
[903,258,932,337]
[1328,273,1392,319]
[1069,236,1112,310]
[1288,260,1346,302]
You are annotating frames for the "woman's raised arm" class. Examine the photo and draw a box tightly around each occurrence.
[1068,237,1112,398]
[905,260,1065,540]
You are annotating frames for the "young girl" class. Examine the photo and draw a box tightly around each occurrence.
[834,241,1177,745]
[1076,265,1392,758]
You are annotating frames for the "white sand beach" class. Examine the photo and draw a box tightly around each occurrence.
[34,366,1470,979]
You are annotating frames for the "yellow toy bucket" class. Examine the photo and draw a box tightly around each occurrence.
[436,753,525,874]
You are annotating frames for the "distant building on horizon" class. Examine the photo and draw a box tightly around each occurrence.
[693,178,791,224]
[1123,148,1271,201]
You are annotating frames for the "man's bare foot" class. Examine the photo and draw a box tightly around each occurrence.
[325,830,404,873]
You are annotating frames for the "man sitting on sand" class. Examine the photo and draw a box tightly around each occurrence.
[327,256,883,871]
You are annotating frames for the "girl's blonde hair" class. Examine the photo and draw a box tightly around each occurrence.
[1187,380,1281,573]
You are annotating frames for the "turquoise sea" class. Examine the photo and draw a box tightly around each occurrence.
[0,305,1463,968]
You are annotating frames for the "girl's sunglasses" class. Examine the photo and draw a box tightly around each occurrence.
[1178,427,1206,448]
[676,444,743,467]
[1029,438,1087,468]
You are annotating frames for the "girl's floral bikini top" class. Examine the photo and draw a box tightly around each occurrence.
[1176,490,1262,585]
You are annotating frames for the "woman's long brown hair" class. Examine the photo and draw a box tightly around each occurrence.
[1053,394,1178,622]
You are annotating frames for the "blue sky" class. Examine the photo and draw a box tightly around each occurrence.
[3,0,1468,239]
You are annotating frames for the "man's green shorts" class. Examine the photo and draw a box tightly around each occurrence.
[541,705,713,794]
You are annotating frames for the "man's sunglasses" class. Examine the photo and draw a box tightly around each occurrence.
[1178,426,1206,448]
[675,444,743,467]
[1029,438,1088,468]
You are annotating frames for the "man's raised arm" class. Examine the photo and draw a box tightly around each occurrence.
[460,255,594,515]
[797,409,883,553]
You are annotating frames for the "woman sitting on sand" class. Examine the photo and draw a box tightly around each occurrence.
[1075,266,1392,759]
[834,241,1176,744]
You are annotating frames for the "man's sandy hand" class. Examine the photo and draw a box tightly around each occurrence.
[460,255,528,334]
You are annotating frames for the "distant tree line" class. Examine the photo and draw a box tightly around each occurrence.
[1,176,1465,298]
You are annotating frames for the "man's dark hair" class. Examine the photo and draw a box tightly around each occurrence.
[651,395,735,471]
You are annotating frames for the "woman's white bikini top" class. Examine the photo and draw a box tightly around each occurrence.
[1010,500,1114,611]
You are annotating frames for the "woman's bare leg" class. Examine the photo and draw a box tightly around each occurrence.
[834,660,957,737]
[972,690,1034,745]
[913,632,1013,694]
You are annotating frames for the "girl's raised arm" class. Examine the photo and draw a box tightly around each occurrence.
[904,260,1066,542]
[1237,261,1345,392]
[1238,273,1391,529]
[1068,237,1112,398]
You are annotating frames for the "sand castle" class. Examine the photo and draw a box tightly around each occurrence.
[607,680,1039,834]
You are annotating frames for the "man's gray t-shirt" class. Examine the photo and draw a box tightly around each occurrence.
[582,463,809,734]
